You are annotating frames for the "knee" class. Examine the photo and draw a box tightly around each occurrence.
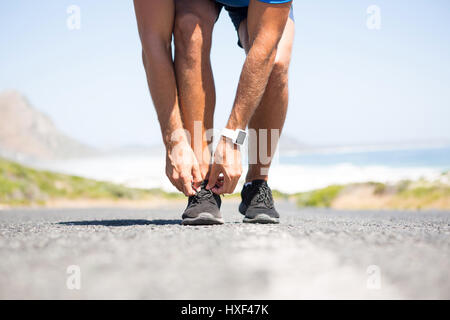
[139,29,171,60]
[271,56,290,87]
[174,12,213,61]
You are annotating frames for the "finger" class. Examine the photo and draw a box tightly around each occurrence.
[181,183,195,196]
[192,164,203,191]
[228,177,240,194]
[206,165,220,190]
[211,184,224,194]
[216,179,224,187]
[212,174,230,195]
[229,170,242,193]
[168,173,183,193]
[213,176,224,188]
[181,176,196,196]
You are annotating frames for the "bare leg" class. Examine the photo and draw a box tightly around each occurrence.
[239,18,295,182]
[134,0,202,196]
[206,1,290,194]
[134,0,181,146]
[174,0,219,179]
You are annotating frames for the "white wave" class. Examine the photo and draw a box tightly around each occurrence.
[37,155,171,190]
[267,163,442,193]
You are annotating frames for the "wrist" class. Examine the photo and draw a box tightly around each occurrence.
[220,135,240,151]
[226,108,248,131]
[164,132,189,152]
[225,121,245,131]
[221,127,247,146]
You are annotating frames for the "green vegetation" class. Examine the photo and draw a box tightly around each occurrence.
[225,188,289,200]
[295,185,344,208]
[292,177,450,210]
[1,157,449,210]
[371,182,387,195]
[396,183,450,209]
[0,157,182,206]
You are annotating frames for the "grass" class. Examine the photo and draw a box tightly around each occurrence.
[395,183,450,209]
[2,157,449,210]
[295,185,344,208]
[292,177,450,210]
[0,157,182,206]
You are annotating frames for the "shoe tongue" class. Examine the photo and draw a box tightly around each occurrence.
[190,188,212,204]
[197,182,213,197]
[190,180,209,195]
[250,180,270,200]
[200,180,209,189]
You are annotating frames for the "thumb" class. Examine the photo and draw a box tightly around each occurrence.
[206,165,220,190]
[192,163,203,190]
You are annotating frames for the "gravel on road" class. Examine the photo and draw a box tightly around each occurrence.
[0,200,449,299]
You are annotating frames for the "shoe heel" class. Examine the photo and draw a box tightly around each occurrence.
[238,202,247,215]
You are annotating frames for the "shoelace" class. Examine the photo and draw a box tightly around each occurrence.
[190,189,213,205]
[253,184,274,208]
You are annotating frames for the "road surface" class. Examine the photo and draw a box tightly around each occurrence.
[0,200,449,299]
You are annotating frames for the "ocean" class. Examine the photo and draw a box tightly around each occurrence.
[280,146,450,168]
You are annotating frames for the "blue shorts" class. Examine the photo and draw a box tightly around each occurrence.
[216,0,291,6]
[215,0,294,48]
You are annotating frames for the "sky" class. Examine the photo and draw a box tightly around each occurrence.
[1,0,450,149]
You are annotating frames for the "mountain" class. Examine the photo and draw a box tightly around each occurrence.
[278,135,308,153]
[0,90,97,161]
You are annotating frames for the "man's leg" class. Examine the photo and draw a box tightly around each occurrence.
[173,0,225,226]
[134,0,202,196]
[236,8,294,224]
[239,16,295,182]
[173,0,219,179]
[206,1,290,195]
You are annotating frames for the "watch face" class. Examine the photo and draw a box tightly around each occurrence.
[236,130,246,145]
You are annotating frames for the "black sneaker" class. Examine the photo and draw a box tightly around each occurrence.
[239,180,279,224]
[181,181,224,225]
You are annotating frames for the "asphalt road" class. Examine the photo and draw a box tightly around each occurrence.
[0,200,449,299]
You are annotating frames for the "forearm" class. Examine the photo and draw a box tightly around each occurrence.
[226,0,291,131]
[226,43,278,130]
[143,46,186,150]
[143,44,201,196]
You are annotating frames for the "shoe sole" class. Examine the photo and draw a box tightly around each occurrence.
[243,214,279,224]
[182,212,224,226]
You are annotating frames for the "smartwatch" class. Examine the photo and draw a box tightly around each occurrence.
[221,128,247,146]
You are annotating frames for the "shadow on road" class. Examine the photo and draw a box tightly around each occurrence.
[58,219,181,226]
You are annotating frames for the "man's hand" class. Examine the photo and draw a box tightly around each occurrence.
[206,136,242,194]
[166,138,203,196]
